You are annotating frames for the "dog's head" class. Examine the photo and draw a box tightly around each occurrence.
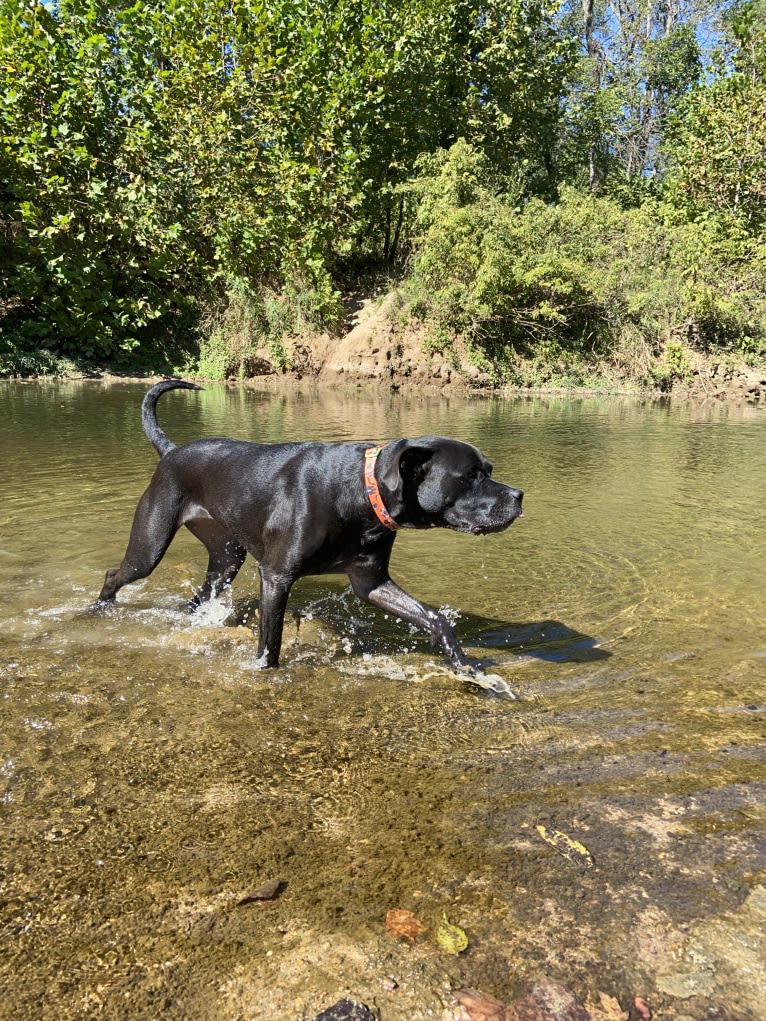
[378,437,523,534]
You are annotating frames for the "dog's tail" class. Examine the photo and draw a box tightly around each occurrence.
[141,378,202,458]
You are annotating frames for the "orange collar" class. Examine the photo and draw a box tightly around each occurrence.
[364,445,400,530]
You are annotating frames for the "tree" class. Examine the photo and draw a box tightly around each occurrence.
[559,0,704,194]
[664,0,766,236]
[354,0,576,264]
[0,0,208,359]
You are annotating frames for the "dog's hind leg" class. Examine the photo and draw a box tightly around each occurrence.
[185,519,247,610]
[97,485,180,603]
[254,564,294,667]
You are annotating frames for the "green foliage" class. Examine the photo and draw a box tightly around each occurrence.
[0,0,383,360]
[558,0,704,192]
[404,141,766,382]
[353,0,576,261]
[0,0,207,360]
[194,275,340,379]
[663,1,766,241]
[650,339,694,390]
[0,0,574,365]
[0,337,81,378]
[0,0,764,384]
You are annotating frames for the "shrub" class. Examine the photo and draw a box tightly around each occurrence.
[194,275,342,379]
[403,141,766,383]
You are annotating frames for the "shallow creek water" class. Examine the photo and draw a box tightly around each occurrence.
[1,381,765,1021]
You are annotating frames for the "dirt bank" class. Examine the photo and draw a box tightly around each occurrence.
[14,290,763,404]
[234,291,766,405]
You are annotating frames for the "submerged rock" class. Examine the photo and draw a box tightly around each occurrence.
[311,1000,376,1021]
[655,884,766,1008]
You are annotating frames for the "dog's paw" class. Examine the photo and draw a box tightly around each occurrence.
[252,646,279,669]
[89,598,116,616]
[464,670,518,699]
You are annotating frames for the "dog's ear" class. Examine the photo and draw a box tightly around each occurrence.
[377,441,433,498]
[399,446,433,483]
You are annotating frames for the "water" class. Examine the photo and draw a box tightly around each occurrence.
[1,381,765,1020]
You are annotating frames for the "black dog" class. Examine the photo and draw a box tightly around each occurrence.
[98,380,523,674]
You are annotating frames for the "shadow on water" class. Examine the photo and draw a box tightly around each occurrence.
[223,581,610,671]
[461,618,610,665]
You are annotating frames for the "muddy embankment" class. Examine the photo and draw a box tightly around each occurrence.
[237,292,766,405]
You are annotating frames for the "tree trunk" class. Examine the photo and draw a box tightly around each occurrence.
[582,0,602,192]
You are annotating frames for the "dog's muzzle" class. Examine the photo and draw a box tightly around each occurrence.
[464,485,523,535]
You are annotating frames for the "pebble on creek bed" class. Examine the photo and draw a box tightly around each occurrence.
[311,1000,376,1021]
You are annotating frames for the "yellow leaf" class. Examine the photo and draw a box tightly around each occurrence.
[435,913,469,954]
[536,824,595,867]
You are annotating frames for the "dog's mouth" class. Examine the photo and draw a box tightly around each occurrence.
[447,484,524,536]
[468,510,523,536]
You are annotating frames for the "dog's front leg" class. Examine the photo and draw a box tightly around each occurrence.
[350,572,470,671]
[256,566,294,668]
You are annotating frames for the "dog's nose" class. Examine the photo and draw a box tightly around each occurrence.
[510,488,523,503]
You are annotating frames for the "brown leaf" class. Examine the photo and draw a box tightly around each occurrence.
[384,908,426,944]
[511,977,591,1021]
[455,988,514,1021]
[236,878,283,905]
[457,978,595,1021]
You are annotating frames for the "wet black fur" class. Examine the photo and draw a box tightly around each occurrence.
[97,379,524,672]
